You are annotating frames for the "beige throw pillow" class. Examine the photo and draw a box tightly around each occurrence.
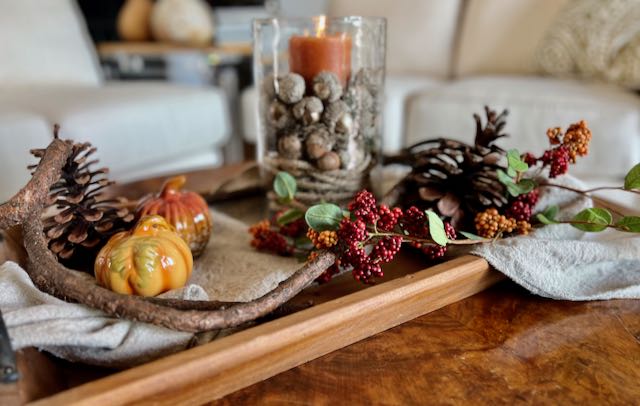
[536,0,640,89]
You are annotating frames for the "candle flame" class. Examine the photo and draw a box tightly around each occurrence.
[316,15,326,37]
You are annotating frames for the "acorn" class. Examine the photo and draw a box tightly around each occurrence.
[323,100,350,133]
[269,100,293,129]
[277,73,305,104]
[292,96,323,126]
[317,151,341,171]
[313,71,342,102]
[305,127,334,160]
[278,133,302,160]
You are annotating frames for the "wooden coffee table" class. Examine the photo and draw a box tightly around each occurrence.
[2,164,639,404]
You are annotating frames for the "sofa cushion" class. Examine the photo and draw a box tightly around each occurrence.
[455,0,569,76]
[0,83,230,182]
[0,0,102,86]
[0,112,53,202]
[405,76,640,178]
[328,0,462,77]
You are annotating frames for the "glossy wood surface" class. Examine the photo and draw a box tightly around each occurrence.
[213,281,640,405]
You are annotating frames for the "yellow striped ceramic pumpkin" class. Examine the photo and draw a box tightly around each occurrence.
[95,215,193,297]
[137,175,212,257]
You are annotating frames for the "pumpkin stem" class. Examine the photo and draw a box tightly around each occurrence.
[161,175,187,198]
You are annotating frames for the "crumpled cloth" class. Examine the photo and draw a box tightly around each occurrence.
[0,212,300,368]
[472,176,640,300]
[0,176,638,367]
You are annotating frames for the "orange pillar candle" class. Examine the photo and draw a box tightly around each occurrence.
[289,17,352,88]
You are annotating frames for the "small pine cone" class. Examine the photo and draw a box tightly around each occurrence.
[277,134,302,160]
[277,73,305,104]
[305,126,334,160]
[268,100,294,129]
[292,96,323,125]
[312,71,342,102]
[317,151,341,171]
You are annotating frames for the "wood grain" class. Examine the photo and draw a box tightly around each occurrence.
[30,256,501,405]
[214,283,640,405]
[97,41,252,57]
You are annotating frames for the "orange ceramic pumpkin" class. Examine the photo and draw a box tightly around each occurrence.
[95,215,193,297]
[137,175,212,257]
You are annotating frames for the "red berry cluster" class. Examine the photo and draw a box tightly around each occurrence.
[371,236,403,263]
[348,190,379,223]
[505,189,539,222]
[279,218,307,237]
[400,206,429,237]
[249,220,293,256]
[541,145,570,178]
[413,222,457,260]
[377,204,403,232]
[523,121,591,179]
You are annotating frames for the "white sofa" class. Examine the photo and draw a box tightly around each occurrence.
[243,0,640,206]
[0,0,231,202]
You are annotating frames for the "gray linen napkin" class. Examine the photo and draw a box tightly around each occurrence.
[472,175,640,300]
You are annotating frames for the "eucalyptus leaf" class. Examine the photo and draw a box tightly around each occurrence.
[541,205,559,221]
[624,163,640,190]
[571,208,612,232]
[273,172,297,202]
[616,216,640,232]
[305,203,344,231]
[426,210,448,246]
[459,231,485,240]
[507,149,528,172]
[506,178,536,197]
[277,208,304,226]
[507,166,517,177]
[497,169,514,185]
[536,213,558,225]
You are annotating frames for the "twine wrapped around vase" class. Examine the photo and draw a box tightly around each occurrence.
[263,153,372,208]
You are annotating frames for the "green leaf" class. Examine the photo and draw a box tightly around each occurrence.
[536,213,558,225]
[273,172,297,202]
[616,216,640,232]
[426,210,448,246]
[541,205,559,222]
[505,178,536,197]
[305,203,343,231]
[571,208,613,232]
[497,169,514,185]
[294,236,313,249]
[276,208,304,226]
[507,149,528,172]
[507,166,517,177]
[624,163,640,190]
[459,231,485,240]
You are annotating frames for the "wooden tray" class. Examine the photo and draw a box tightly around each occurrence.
[31,255,502,405]
[1,164,507,404]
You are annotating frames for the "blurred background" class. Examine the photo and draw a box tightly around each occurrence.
[1,0,639,206]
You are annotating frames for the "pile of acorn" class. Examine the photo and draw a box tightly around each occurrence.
[265,70,373,172]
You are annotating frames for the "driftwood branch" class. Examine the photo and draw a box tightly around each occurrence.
[1,135,336,333]
[0,138,72,229]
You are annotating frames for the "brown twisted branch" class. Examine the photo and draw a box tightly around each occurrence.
[1,135,336,332]
[0,136,72,229]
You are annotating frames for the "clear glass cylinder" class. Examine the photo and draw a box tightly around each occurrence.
[253,16,386,206]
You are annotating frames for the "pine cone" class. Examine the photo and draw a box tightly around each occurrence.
[29,137,135,270]
[386,107,510,229]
